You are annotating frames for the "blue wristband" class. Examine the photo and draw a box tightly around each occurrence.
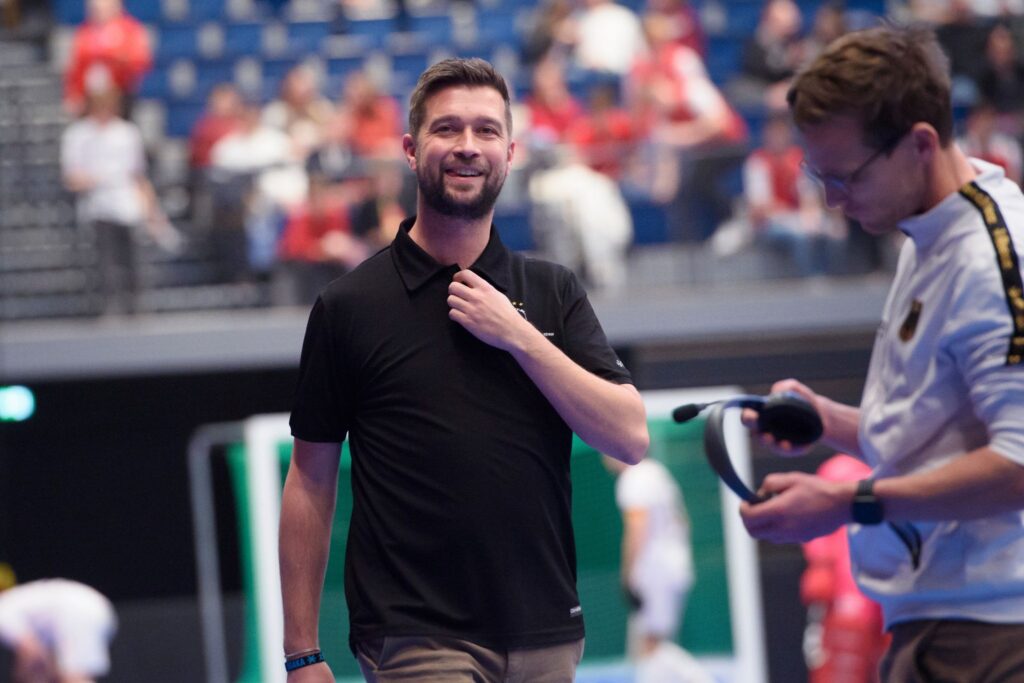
[285,651,325,672]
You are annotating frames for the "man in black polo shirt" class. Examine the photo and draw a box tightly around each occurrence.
[279,58,650,682]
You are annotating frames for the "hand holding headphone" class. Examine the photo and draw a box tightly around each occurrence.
[674,392,823,503]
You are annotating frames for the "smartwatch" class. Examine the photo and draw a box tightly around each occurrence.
[851,478,884,525]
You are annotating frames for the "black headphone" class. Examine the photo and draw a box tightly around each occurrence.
[673,392,823,503]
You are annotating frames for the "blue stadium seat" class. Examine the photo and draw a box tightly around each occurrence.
[286,21,330,54]
[124,0,164,23]
[344,18,397,49]
[157,24,201,60]
[138,68,172,100]
[407,14,452,44]
[166,99,207,138]
[722,1,761,37]
[194,58,236,98]
[53,0,84,24]
[704,35,743,86]
[475,9,520,46]
[630,199,669,245]
[391,52,431,84]
[262,55,301,82]
[327,55,366,81]
[224,22,263,56]
[191,0,227,20]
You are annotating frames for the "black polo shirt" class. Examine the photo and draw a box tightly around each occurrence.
[290,217,632,653]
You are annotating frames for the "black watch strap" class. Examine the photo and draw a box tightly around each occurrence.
[851,477,884,525]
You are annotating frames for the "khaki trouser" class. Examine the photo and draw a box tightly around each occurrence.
[355,635,584,683]
[881,619,1024,682]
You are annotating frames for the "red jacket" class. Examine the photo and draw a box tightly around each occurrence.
[65,12,152,106]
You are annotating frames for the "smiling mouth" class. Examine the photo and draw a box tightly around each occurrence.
[446,168,485,178]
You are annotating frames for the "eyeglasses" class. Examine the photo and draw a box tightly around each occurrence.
[801,131,908,195]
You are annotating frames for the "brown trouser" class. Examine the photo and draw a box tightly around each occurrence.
[355,635,584,683]
[881,619,1024,683]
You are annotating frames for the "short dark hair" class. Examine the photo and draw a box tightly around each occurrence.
[407,58,512,138]
[787,24,954,148]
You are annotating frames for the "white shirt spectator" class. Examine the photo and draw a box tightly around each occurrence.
[61,116,147,227]
[0,579,117,678]
[574,0,648,75]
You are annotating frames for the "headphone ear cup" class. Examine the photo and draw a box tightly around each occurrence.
[757,394,823,445]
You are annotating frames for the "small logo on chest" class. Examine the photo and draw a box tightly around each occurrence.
[899,299,923,342]
[509,298,527,319]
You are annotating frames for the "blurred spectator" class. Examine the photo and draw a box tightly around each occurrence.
[567,81,639,180]
[349,159,415,253]
[61,86,180,315]
[190,84,245,172]
[728,0,806,110]
[305,107,371,194]
[338,71,403,159]
[63,0,151,118]
[0,578,117,683]
[958,100,1023,185]
[262,64,334,162]
[738,111,845,276]
[645,0,705,56]
[630,13,749,242]
[976,22,1024,129]
[529,146,633,293]
[275,188,361,306]
[188,83,244,225]
[801,455,888,683]
[210,100,308,282]
[603,455,713,683]
[934,0,994,106]
[802,1,848,63]
[274,108,379,305]
[525,56,585,146]
[573,0,649,76]
[520,0,576,68]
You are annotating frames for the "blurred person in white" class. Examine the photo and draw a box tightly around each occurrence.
[603,456,713,683]
[740,26,1024,682]
[211,99,308,280]
[262,65,335,164]
[0,570,117,683]
[61,85,180,315]
[572,0,648,76]
[528,145,633,294]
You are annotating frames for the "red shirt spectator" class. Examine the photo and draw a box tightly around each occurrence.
[525,57,584,144]
[567,84,638,178]
[189,84,244,169]
[278,199,354,263]
[64,0,152,115]
[340,72,402,159]
[630,39,747,145]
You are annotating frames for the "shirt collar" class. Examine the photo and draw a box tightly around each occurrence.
[898,158,1004,252]
[391,216,513,293]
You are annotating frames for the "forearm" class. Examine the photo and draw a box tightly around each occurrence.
[279,440,340,653]
[817,395,862,457]
[510,328,648,464]
[876,446,1024,522]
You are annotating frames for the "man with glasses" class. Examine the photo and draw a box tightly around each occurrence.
[739,25,1024,682]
